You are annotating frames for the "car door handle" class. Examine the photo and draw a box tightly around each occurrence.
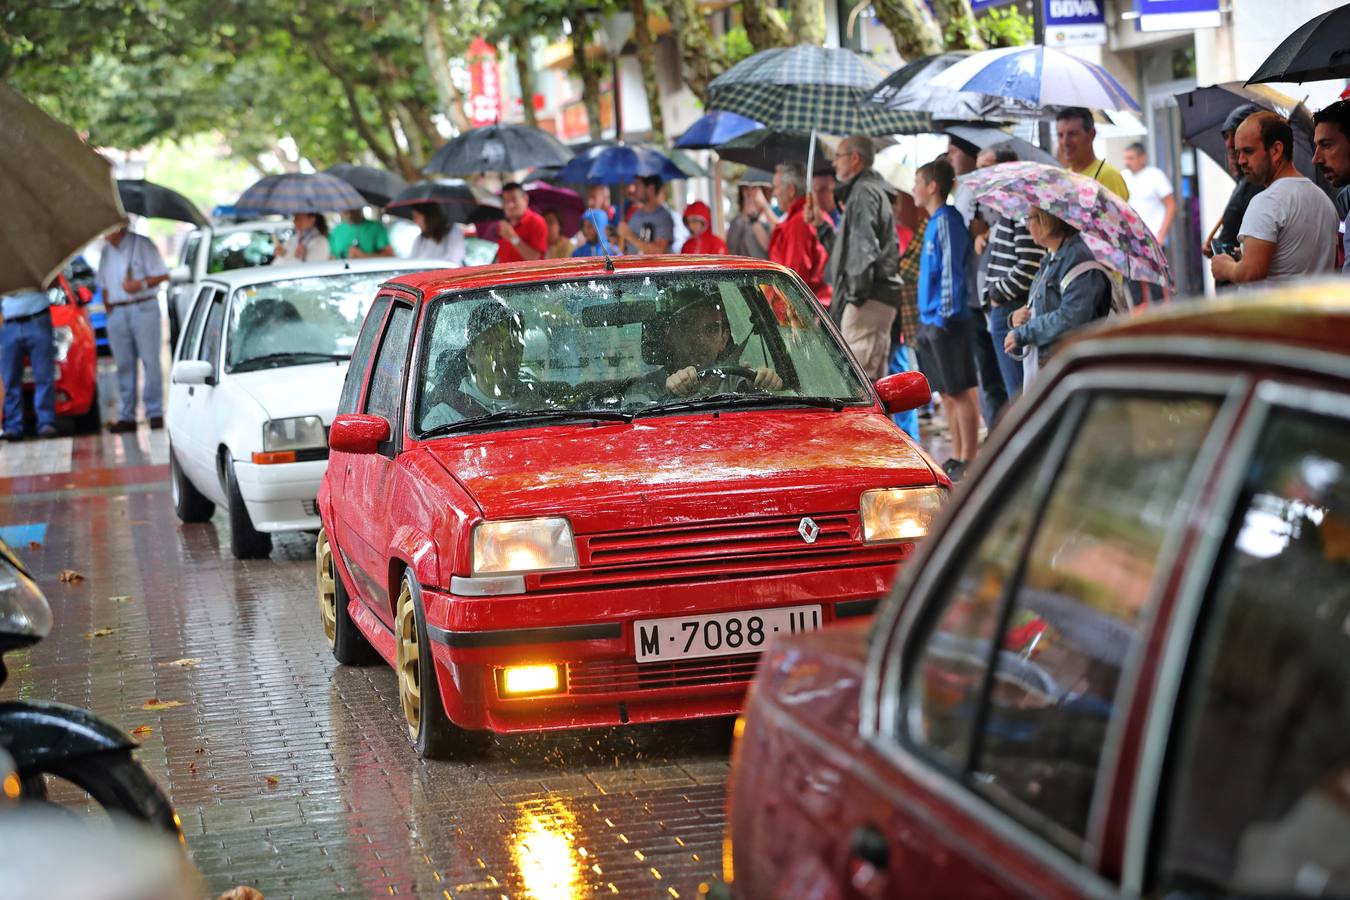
[849,825,888,871]
[187,386,194,397]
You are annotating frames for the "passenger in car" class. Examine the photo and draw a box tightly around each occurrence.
[644,290,783,398]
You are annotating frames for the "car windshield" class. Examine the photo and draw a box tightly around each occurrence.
[226,271,400,373]
[209,227,289,273]
[414,270,871,435]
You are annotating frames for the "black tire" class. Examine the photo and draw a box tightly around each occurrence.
[70,387,101,434]
[317,528,378,665]
[170,445,214,523]
[224,454,272,559]
[395,572,482,759]
[20,749,179,837]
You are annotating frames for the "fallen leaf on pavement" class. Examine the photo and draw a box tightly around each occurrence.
[218,889,264,900]
[58,569,85,583]
[109,595,133,603]
[194,747,205,755]
[142,698,184,711]
[265,775,280,787]
[131,725,152,737]
[85,628,115,639]
[166,657,201,668]
[187,761,197,774]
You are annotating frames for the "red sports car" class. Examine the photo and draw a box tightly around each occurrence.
[316,255,945,757]
[721,285,1350,899]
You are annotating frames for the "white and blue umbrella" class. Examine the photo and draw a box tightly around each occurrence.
[928,45,1140,113]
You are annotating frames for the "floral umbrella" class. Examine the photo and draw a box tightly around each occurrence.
[959,161,1170,286]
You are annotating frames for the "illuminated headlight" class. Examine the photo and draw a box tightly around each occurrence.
[51,326,74,363]
[860,487,947,543]
[262,416,327,452]
[472,517,577,576]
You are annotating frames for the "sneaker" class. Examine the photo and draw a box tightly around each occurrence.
[37,425,59,439]
[940,458,960,476]
[107,420,137,434]
[2,432,21,443]
[148,416,164,430]
[947,460,968,483]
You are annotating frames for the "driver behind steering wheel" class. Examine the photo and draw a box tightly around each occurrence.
[660,290,783,397]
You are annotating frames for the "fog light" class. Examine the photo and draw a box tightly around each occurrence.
[500,664,562,697]
[2,772,19,801]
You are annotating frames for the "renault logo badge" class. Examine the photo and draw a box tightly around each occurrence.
[798,517,820,544]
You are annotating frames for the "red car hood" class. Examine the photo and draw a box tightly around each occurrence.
[423,409,937,532]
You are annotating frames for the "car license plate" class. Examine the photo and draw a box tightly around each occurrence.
[634,605,823,663]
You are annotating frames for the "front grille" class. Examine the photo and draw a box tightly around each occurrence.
[566,655,760,695]
[582,513,856,567]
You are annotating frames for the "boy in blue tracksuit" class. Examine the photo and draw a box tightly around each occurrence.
[572,208,618,257]
[913,158,981,480]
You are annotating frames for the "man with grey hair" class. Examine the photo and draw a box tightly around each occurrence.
[770,162,831,302]
[813,135,902,379]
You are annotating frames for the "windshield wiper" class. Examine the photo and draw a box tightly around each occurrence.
[634,394,850,417]
[232,352,350,373]
[420,408,634,437]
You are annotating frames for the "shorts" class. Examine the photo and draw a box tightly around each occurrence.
[917,315,979,396]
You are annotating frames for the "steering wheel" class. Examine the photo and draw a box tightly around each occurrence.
[694,365,758,384]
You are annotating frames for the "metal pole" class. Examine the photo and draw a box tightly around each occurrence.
[1032,0,1051,151]
[612,55,623,142]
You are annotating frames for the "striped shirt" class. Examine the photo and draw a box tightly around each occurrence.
[983,216,1045,310]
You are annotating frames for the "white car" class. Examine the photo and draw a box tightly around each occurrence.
[167,258,445,558]
[167,219,294,348]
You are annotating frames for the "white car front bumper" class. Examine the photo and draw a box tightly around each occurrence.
[232,458,328,532]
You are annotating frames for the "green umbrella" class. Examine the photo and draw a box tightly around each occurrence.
[0,84,124,293]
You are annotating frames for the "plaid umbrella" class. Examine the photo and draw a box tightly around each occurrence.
[959,162,1170,285]
[236,173,366,214]
[705,45,931,136]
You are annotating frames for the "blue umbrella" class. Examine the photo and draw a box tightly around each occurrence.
[929,45,1140,113]
[556,144,688,185]
[674,110,762,150]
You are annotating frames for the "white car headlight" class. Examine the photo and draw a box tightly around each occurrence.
[472,518,578,576]
[52,326,74,363]
[262,416,327,453]
[860,487,948,544]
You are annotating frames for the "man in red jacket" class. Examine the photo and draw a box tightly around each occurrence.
[496,182,548,263]
[769,163,832,305]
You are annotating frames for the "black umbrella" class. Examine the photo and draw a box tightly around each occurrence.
[715,129,836,175]
[425,124,572,176]
[1176,83,1331,190]
[324,164,408,207]
[385,180,504,225]
[1247,3,1350,85]
[116,179,207,226]
[940,124,1060,167]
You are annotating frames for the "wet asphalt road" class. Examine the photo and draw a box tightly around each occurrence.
[0,424,732,898]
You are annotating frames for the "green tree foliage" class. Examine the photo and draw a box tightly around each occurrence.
[976,5,1035,49]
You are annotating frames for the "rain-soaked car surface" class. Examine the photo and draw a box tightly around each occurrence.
[722,285,1350,899]
[316,254,947,757]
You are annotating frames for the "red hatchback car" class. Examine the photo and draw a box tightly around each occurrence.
[316,255,945,757]
[724,286,1350,899]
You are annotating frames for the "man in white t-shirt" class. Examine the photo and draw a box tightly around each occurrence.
[1211,111,1339,286]
[1122,143,1175,243]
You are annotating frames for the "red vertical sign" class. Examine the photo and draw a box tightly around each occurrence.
[468,38,501,127]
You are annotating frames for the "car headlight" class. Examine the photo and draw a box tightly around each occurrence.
[472,518,578,576]
[51,326,74,363]
[860,486,947,543]
[262,416,327,452]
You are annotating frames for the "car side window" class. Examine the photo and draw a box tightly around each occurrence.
[197,292,227,378]
[363,303,415,440]
[906,393,1222,853]
[338,296,391,415]
[180,233,201,268]
[1157,406,1350,898]
[178,286,216,362]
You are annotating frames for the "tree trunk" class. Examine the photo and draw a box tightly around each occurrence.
[571,20,605,141]
[513,36,538,128]
[308,40,401,173]
[741,0,790,51]
[630,0,664,141]
[665,0,728,102]
[421,0,472,134]
[872,0,943,60]
[931,0,986,50]
[788,0,826,46]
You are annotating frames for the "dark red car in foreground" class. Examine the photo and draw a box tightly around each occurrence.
[316,256,945,757]
[723,285,1350,899]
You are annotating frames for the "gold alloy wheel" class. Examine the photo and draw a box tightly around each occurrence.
[395,580,421,739]
[315,529,337,647]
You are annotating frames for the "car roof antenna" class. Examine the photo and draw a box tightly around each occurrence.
[602,246,615,273]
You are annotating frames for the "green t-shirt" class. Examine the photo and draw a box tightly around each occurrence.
[329,219,391,259]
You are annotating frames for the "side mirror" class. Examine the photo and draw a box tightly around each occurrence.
[169,265,191,285]
[329,414,390,455]
[875,371,931,415]
[170,360,214,386]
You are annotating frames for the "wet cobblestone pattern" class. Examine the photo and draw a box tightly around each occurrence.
[0,427,732,898]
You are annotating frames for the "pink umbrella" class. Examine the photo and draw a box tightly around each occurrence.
[525,181,584,237]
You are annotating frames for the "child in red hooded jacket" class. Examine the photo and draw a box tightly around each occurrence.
[680,201,728,255]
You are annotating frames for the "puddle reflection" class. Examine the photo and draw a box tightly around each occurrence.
[512,799,585,899]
